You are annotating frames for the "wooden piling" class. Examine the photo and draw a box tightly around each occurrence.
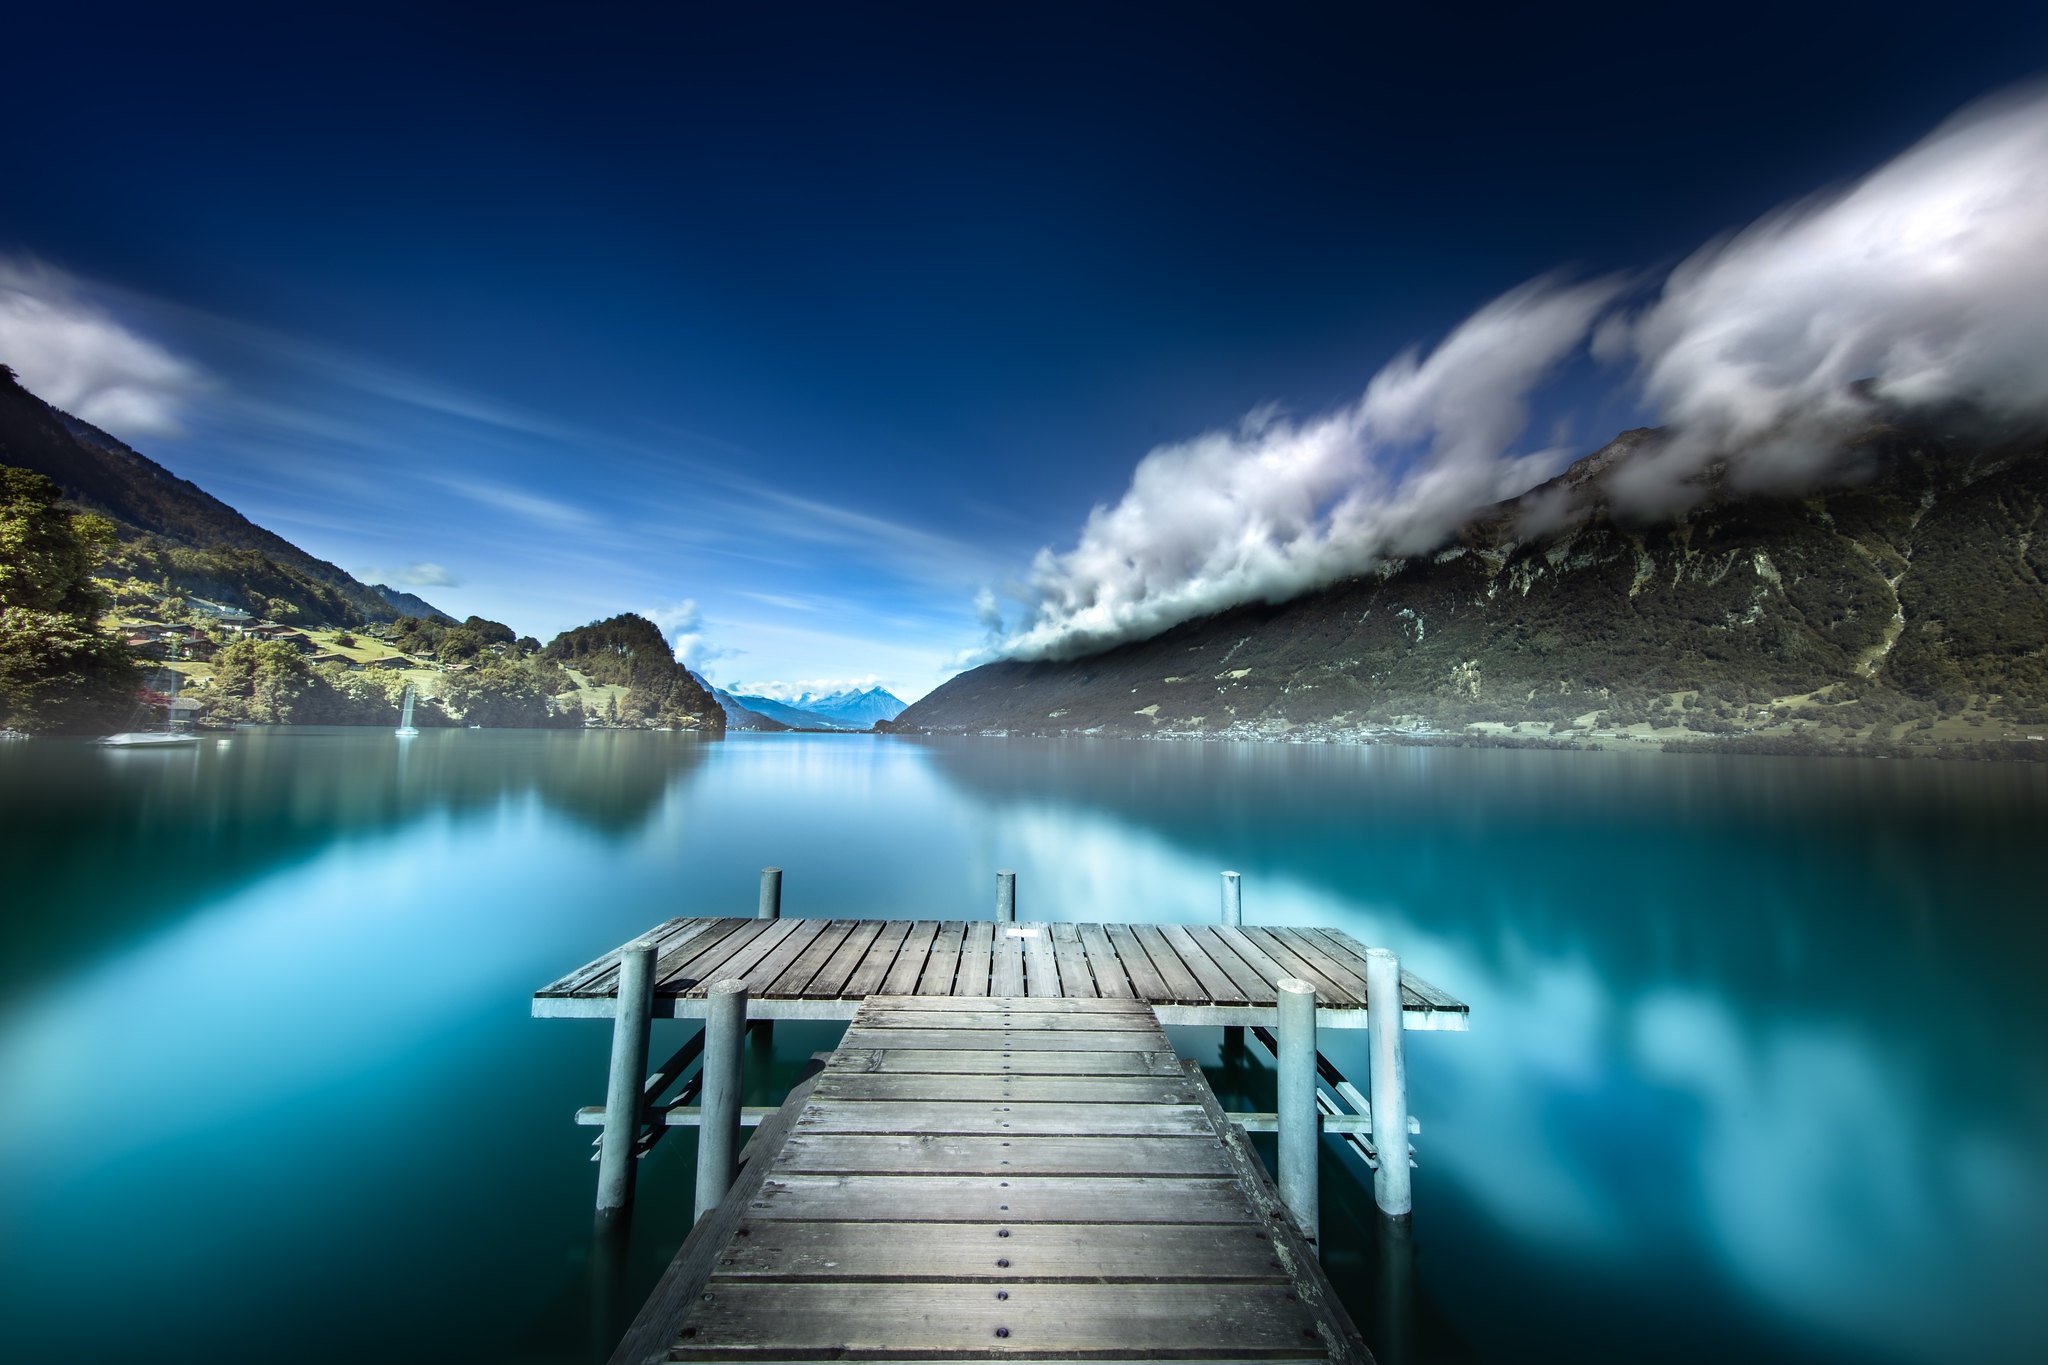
[1276,975,1318,1246]
[757,867,782,920]
[595,938,658,1222]
[1221,870,1242,925]
[996,869,1016,923]
[694,979,748,1222]
[1365,948,1412,1217]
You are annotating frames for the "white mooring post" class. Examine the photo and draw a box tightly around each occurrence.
[694,979,748,1223]
[1276,976,1319,1247]
[996,869,1016,922]
[1221,870,1242,926]
[1366,948,1413,1218]
[757,867,782,919]
[594,937,658,1222]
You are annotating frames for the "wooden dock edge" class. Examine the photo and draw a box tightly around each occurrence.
[606,1058,829,1365]
[533,995,1467,1030]
[1181,1058,1373,1365]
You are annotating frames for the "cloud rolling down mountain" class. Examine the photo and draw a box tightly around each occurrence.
[893,415,2048,754]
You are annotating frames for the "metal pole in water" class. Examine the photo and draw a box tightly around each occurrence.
[758,867,782,919]
[1366,948,1413,1218]
[1221,870,1242,925]
[996,869,1016,922]
[695,979,748,1223]
[594,937,658,1223]
[1276,975,1319,1247]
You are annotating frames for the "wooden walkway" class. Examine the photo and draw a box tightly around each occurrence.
[534,917,1467,1030]
[609,995,1369,1364]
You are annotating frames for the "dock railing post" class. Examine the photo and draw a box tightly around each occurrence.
[1366,948,1413,1218]
[694,979,748,1223]
[1276,976,1319,1247]
[1221,870,1242,925]
[594,937,658,1224]
[996,869,1016,922]
[758,867,782,919]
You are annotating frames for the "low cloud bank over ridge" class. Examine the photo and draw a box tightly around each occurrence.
[996,85,2048,662]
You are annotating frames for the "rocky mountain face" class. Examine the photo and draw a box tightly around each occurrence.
[0,368,419,626]
[891,419,2048,753]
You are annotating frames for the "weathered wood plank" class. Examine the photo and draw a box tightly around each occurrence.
[1048,921,1097,999]
[661,918,775,992]
[745,1172,1256,1222]
[1312,927,1467,1014]
[838,918,912,998]
[1236,926,1361,1006]
[852,1005,1167,1031]
[990,927,1026,996]
[1213,925,1296,997]
[859,994,1154,1014]
[827,1048,1184,1077]
[790,1100,1214,1138]
[1105,921,1172,1000]
[539,916,688,996]
[763,919,857,998]
[772,1133,1236,1176]
[916,920,967,996]
[1134,922,1208,1004]
[706,1218,1284,1280]
[810,1072,1199,1104]
[877,921,940,996]
[1018,925,1062,998]
[668,1282,1329,1358]
[801,919,885,999]
[836,1027,1170,1052]
[1268,926,1371,1002]
[722,917,829,996]
[1076,921,1135,999]
[1184,925,1280,1005]
[954,920,995,998]
[679,918,807,996]
[1160,922,1252,1006]
[583,917,748,998]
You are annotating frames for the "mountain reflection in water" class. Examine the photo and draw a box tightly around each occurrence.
[0,731,2040,1365]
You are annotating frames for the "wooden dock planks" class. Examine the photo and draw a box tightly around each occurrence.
[619,995,1367,1363]
[536,918,1468,1030]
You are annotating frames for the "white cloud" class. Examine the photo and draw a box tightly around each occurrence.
[0,257,200,437]
[1609,83,2048,509]
[999,276,1619,659]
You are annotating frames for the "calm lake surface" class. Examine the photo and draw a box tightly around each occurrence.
[1,730,2043,1364]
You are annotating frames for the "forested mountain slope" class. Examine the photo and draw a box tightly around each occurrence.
[0,367,434,625]
[892,419,2048,753]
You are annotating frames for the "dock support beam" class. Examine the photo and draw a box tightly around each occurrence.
[996,869,1016,922]
[757,867,782,919]
[1366,949,1413,1218]
[1276,976,1319,1247]
[694,980,748,1223]
[594,937,657,1224]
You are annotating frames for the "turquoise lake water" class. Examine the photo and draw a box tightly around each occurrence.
[1,729,2043,1364]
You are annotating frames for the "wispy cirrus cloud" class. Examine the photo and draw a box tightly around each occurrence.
[430,475,598,531]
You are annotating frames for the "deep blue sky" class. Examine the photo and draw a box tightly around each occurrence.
[2,2,2043,696]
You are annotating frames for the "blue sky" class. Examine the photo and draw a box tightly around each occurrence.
[2,4,2043,698]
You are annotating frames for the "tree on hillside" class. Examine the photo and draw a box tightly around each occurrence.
[0,465,138,732]
[208,638,313,723]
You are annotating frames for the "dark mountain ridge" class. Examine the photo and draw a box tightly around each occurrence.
[0,367,438,625]
[892,417,2048,753]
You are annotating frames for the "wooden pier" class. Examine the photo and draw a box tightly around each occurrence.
[533,915,1468,1030]
[609,994,1368,1363]
[539,873,1467,1364]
